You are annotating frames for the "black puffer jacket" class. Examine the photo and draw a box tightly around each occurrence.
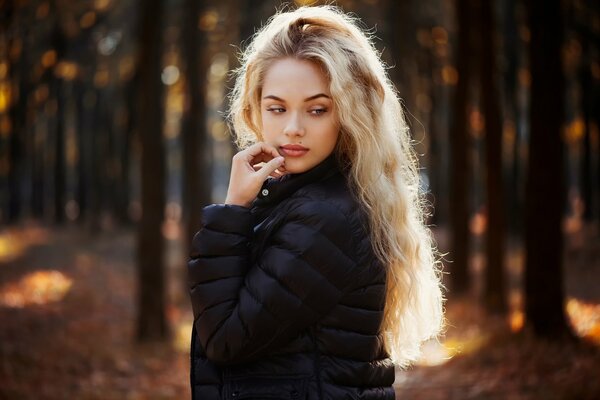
[188,154,396,399]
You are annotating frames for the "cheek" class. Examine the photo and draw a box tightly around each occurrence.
[260,112,277,139]
[318,119,340,147]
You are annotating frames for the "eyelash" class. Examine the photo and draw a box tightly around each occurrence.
[267,107,327,115]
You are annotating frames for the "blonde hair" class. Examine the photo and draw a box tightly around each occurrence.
[227,4,446,368]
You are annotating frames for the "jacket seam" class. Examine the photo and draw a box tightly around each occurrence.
[261,243,349,293]
[283,196,363,264]
[256,259,333,318]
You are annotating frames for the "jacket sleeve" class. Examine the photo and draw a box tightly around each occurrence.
[188,200,359,365]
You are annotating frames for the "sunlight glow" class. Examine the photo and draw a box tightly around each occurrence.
[508,297,600,341]
[0,270,73,308]
[0,82,10,113]
[161,65,180,86]
[567,298,600,345]
[173,319,193,353]
[0,227,49,263]
[416,333,490,367]
[509,310,524,332]
[0,233,24,263]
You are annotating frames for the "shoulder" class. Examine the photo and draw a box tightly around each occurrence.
[280,171,369,251]
[291,170,360,219]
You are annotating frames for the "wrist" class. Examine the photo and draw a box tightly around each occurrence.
[224,197,252,208]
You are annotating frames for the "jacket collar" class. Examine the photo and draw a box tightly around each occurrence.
[251,153,343,209]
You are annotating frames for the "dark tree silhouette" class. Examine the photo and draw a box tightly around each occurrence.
[4,0,24,223]
[76,85,100,231]
[575,10,594,222]
[449,0,473,295]
[480,0,507,314]
[524,0,574,339]
[115,83,135,226]
[182,0,211,260]
[50,9,67,225]
[500,0,526,235]
[135,0,168,341]
[386,0,418,125]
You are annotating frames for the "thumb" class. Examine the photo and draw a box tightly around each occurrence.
[257,156,285,180]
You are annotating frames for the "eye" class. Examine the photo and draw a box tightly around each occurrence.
[310,108,327,115]
[267,106,285,113]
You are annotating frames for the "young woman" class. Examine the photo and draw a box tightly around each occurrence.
[187,5,445,399]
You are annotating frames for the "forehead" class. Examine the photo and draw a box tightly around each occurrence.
[262,58,330,97]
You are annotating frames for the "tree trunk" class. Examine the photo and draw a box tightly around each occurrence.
[427,47,441,226]
[6,1,25,223]
[449,0,473,295]
[524,0,574,340]
[480,0,507,314]
[579,35,592,222]
[503,0,524,236]
[182,0,211,261]
[76,84,94,227]
[596,74,600,230]
[51,18,67,224]
[136,0,168,342]
[116,82,136,226]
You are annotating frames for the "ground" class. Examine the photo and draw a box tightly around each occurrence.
[0,222,598,399]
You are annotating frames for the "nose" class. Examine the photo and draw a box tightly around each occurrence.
[283,112,305,137]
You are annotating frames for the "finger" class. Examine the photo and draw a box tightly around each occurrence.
[253,162,279,171]
[252,163,287,178]
[254,163,285,178]
[270,168,286,178]
[257,156,285,181]
[249,153,275,165]
[244,142,280,161]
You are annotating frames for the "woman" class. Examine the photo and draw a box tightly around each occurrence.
[188,5,445,399]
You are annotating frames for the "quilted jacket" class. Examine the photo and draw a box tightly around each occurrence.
[187,153,396,399]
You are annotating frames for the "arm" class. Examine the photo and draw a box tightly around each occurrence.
[188,200,357,365]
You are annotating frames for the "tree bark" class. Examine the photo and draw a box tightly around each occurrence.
[52,20,67,224]
[135,0,168,341]
[182,0,211,262]
[503,0,525,235]
[449,0,473,295]
[579,31,592,222]
[524,0,574,339]
[5,1,25,223]
[480,0,507,314]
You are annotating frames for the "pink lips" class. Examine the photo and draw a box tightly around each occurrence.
[280,144,309,157]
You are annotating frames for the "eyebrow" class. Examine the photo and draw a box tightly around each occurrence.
[262,93,331,102]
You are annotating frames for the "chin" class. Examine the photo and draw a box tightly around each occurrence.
[283,160,312,174]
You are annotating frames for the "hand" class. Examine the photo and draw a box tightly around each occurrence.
[224,142,286,208]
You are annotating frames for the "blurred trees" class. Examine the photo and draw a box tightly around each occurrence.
[1,0,139,228]
[1,0,598,345]
[524,0,573,339]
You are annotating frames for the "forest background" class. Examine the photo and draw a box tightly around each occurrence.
[0,0,599,398]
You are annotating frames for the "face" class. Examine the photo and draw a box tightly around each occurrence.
[260,57,340,174]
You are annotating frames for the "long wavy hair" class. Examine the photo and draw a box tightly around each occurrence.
[227,4,446,369]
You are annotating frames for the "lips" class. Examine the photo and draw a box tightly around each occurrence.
[280,144,309,157]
